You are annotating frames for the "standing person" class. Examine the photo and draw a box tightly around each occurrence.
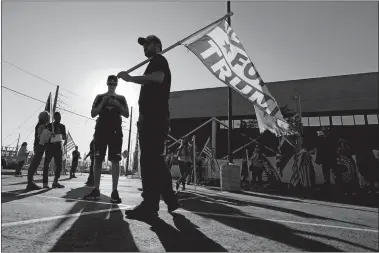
[83,75,129,203]
[42,112,66,188]
[26,111,51,190]
[118,35,180,218]
[61,142,67,175]
[15,142,29,176]
[241,154,249,188]
[249,145,265,188]
[176,138,192,191]
[70,146,81,178]
[84,139,95,186]
[315,127,336,187]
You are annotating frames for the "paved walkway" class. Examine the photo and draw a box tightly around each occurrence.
[1,173,378,252]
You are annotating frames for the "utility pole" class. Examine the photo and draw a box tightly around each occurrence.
[126,107,133,174]
[227,0,233,164]
[16,133,20,152]
[53,86,60,113]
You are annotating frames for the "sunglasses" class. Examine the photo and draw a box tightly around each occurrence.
[107,82,117,86]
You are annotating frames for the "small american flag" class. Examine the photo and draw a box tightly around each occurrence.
[202,137,212,160]
[200,137,216,172]
[64,132,76,154]
[290,150,314,187]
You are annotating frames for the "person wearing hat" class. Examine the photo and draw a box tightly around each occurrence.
[41,111,66,188]
[118,35,180,219]
[26,111,51,190]
[84,75,129,204]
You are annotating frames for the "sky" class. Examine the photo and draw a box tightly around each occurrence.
[1,1,378,159]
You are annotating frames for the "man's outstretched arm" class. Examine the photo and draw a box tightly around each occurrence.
[118,71,164,86]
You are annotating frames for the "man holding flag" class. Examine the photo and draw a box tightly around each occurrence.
[118,35,180,218]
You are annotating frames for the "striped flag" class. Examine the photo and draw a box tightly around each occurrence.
[200,137,216,172]
[202,137,212,160]
[290,150,315,188]
[261,155,282,182]
[64,132,76,154]
[185,20,295,136]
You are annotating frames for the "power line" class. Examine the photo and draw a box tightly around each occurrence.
[17,104,45,129]
[2,104,45,142]
[2,86,45,103]
[1,85,138,135]
[2,60,87,99]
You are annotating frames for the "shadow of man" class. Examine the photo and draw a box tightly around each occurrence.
[178,193,373,252]
[130,214,227,252]
[48,187,139,252]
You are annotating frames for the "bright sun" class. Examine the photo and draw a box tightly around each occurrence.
[84,68,140,108]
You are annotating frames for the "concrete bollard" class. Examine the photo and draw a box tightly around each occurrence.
[220,163,241,192]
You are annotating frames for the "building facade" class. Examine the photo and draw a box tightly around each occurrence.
[168,72,379,159]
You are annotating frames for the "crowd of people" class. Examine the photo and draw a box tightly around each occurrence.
[17,34,180,220]
[240,126,379,196]
[11,32,378,221]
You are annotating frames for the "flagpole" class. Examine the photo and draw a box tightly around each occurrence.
[193,135,197,192]
[227,1,233,164]
[126,107,133,176]
[121,12,233,75]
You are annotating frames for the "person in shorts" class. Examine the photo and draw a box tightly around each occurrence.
[84,75,129,203]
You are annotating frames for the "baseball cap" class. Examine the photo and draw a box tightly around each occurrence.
[107,75,118,84]
[138,35,162,47]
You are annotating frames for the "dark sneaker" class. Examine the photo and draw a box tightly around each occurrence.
[43,183,50,189]
[52,182,64,188]
[73,175,77,178]
[125,203,158,220]
[26,182,42,191]
[83,188,100,201]
[168,201,180,213]
[111,190,122,204]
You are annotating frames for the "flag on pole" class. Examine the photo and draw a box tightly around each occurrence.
[44,93,51,112]
[184,20,296,136]
[201,137,212,160]
[200,137,217,172]
[64,131,76,154]
[44,92,54,133]
[290,150,314,188]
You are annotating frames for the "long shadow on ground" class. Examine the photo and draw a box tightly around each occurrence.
[131,213,227,252]
[1,188,52,204]
[6,176,77,186]
[181,191,371,228]
[178,192,378,252]
[48,187,138,252]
